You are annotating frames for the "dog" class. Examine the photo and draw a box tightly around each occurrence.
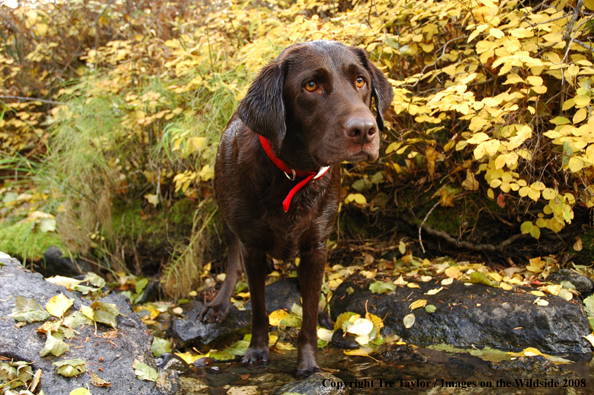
[198,40,393,377]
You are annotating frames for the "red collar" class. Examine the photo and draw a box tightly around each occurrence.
[258,135,330,212]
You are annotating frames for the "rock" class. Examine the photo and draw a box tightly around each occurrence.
[155,353,189,374]
[0,252,179,395]
[547,269,593,294]
[489,355,579,380]
[36,246,93,277]
[331,329,359,350]
[330,274,592,355]
[274,372,349,395]
[245,277,302,312]
[169,303,250,351]
[377,343,427,363]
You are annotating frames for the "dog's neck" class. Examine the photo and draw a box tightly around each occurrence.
[258,134,329,212]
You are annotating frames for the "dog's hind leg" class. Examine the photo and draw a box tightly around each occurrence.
[198,222,243,323]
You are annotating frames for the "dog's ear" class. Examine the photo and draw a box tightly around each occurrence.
[351,47,394,132]
[237,61,286,147]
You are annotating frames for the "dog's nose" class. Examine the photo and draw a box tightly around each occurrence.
[345,116,377,144]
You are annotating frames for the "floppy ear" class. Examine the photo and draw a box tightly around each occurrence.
[237,61,286,147]
[351,47,394,131]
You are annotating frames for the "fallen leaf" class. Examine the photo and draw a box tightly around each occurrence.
[132,360,158,382]
[269,309,290,326]
[90,371,111,387]
[53,359,85,377]
[425,287,443,295]
[403,313,415,329]
[410,299,427,311]
[40,331,70,357]
[441,277,454,286]
[46,294,74,318]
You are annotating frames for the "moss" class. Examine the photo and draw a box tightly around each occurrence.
[0,222,66,262]
[170,198,196,226]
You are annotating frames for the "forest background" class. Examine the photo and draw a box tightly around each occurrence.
[1,0,594,298]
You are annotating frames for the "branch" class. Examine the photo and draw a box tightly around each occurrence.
[420,223,529,252]
[563,0,584,44]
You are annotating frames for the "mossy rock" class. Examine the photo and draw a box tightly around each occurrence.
[0,222,66,262]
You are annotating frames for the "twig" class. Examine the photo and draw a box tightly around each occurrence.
[418,200,440,254]
[420,223,529,251]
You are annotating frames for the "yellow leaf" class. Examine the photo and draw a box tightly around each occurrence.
[542,188,556,200]
[567,157,583,172]
[500,282,514,291]
[344,349,370,356]
[573,108,588,124]
[46,294,74,318]
[410,299,427,310]
[531,291,546,297]
[574,95,591,107]
[526,76,543,86]
[585,0,594,11]
[425,287,443,295]
[269,310,290,326]
[345,193,367,205]
[489,28,504,38]
[407,283,420,289]
[445,266,462,279]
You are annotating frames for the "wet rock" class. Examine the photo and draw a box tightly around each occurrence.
[377,343,427,363]
[330,274,592,355]
[245,277,333,329]
[547,269,593,294]
[179,376,210,394]
[274,372,349,395]
[489,355,581,382]
[245,278,302,312]
[0,252,178,395]
[169,303,250,352]
[156,353,189,374]
[331,329,360,350]
[35,246,92,277]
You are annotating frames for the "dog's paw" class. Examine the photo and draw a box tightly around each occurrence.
[317,310,333,330]
[196,302,229,323]
[242,347,269,364]
[296,365,321,379]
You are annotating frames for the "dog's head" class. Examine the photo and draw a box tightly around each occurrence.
[237,40,393,169]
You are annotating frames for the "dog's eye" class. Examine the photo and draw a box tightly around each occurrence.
[356,76,366,88]
[305,81,318,92]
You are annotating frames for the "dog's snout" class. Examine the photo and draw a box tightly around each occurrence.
[345,116,377,144]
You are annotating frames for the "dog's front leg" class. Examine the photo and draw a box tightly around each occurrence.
[198,223,243,323]
[296,242,326,378]
[242,246,270,364]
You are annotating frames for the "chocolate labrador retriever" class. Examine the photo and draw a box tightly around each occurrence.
[198,40,393,377]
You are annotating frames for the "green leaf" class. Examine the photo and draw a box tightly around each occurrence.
[90,301,120,328]
[425,304,437,313]
[40,331,70,357]
[369,281,396,294]
[11,296,50,323]
[133,360,158,382]
[151,337,172,357]
[53,359,85,377]
[468,272,498,287]
[84,272,106,288]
